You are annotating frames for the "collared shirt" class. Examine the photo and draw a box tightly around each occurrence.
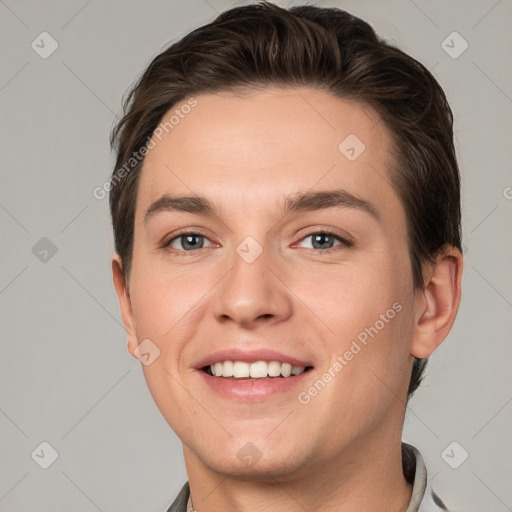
[164,443,449,512]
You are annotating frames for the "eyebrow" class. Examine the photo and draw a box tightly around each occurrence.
[143,189,380,223]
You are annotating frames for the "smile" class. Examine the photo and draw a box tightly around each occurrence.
[204,360,313,379]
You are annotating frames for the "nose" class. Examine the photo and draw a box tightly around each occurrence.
[211,241,293,329]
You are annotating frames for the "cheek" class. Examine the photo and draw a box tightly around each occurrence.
[128,252,212,341]
[308,251,413,391]
[128,264,208,435]
[304,253,405,333]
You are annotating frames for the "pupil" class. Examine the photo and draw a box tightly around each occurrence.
[183,235,202,250]
[313,234,333,249]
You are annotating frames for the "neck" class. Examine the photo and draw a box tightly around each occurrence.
[182,435,412,512]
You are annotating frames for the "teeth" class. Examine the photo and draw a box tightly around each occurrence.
[267,361,281,377]
[221,360,234,377]
[250,361,267,378]
[208,360,307,379]
[233,361,250,378]
[281,363,292,377]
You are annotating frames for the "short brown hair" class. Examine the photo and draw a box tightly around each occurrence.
[109,2,462,397]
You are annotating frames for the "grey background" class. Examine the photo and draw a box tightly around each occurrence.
[1,0,511,511]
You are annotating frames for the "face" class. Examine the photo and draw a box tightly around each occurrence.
[117,87,421,479]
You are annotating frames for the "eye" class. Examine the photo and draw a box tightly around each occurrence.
[165,232,213,252]
[296,231,352,251]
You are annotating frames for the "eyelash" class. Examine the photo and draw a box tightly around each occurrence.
[161,229,353,257]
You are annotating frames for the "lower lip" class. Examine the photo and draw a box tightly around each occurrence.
[197,369,313,401]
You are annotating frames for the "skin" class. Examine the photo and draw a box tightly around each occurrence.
[112,86,463,512]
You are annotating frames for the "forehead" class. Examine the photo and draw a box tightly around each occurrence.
[137,87,402,221]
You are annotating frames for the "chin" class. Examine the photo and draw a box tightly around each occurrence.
[190,438,312,481]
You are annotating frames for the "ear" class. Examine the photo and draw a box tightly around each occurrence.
[112,254,138,359]
[411,245,463,359]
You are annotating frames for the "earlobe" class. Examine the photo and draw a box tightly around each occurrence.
[111,254,138,358]
[411,246,463,359]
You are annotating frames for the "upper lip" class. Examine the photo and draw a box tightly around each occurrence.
[195,348,314,369]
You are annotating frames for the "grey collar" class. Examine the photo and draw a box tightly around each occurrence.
[403,443,449,512]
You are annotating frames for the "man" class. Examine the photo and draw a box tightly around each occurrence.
[109,2,463,511]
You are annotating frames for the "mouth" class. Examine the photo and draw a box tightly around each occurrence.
[202,360,314,380]
[195,348,315,401]
[198,360,314,401]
